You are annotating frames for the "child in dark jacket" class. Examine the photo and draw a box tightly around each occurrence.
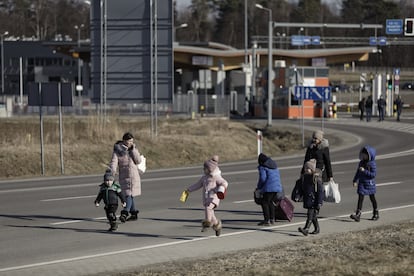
[298,159,324,236]
[94,170,126,231]
[350,145,379,222]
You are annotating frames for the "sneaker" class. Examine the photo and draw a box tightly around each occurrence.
[257,221,270,226]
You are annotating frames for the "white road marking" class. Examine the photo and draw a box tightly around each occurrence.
[41,195,95,202]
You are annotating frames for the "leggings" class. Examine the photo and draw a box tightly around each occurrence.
[205,203,218,225]
[357,194,378,211]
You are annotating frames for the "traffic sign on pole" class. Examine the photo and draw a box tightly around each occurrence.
[386,19,403,35]
[294,86,331,101]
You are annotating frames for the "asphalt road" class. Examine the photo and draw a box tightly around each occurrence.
[1,116,414,276]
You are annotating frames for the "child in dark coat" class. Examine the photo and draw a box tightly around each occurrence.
[94,170,126,231]
[350,145,379,222]
[298,159,324,236]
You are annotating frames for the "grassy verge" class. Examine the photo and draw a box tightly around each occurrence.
[117,220,414,276]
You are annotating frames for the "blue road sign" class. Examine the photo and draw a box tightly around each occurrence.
[311,36,321,45]
[386,19,403,35]
[291,35,304,46]
[378,36,387,46]
[369,36,387,46]
[294,86,331,101]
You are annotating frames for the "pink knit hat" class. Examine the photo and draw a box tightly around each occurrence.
[204,155,219,172]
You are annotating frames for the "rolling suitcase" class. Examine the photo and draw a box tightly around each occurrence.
[274,197,294,221]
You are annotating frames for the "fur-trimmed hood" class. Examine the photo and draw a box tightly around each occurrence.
[113,141,128,156]
[308,138,329,150]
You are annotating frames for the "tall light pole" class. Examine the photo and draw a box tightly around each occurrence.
[1,31,9,94]
[174,23,188,42]
[74,24,84,114]
[255,4,273,126]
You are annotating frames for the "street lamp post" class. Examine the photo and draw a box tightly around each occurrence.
[1,31,9,94]
[174,23,188,42]
[255,4,273,126]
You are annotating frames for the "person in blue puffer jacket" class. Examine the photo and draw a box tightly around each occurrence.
[350,145,379,222]
[256,153,283,226]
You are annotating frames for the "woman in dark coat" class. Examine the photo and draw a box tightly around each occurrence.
[298,159,324,236]
[350,145,379,222]
[302,130,333,183]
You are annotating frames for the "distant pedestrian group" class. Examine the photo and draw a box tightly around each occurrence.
[93,129,380,237]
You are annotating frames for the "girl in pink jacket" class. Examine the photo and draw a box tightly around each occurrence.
[186,155,228,236]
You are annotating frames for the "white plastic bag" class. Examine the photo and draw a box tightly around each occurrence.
[137,155,146,174]
[324,179,341,203]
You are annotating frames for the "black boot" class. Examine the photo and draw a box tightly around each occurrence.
[298,220,312,236]
[350,210,361,222]
[109,221,118,231]
[119,210,129,223]
[310,218,320,234]
[371,210,379,221]
[127,210,139,221]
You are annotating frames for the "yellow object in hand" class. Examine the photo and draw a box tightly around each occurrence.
[180,190,189,202]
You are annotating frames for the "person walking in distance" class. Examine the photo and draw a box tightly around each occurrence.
[184,155,228,236]
[298,159,324,236]
[358,97,365,121]
[109,132,143,223]
[256,153,283,226]
[94,170,126,231]
[365,95,373,122]
[377,95,386,121]
[350,145,379,222]
[394,95,403,121]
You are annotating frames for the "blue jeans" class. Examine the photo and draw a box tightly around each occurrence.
[123,195,137,214]
[366,108,372,121]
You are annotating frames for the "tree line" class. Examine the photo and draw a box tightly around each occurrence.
[0,0,413,67]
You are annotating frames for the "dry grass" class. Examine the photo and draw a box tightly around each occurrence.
[0,115,303,179]
[116,220,414,276]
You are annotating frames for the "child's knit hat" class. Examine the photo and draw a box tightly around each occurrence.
[304,159,316,172]
[104,170,115,181]
[204,155,219,172]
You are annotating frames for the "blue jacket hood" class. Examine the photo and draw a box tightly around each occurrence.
[258,153,277,169]
[362,145,376,161]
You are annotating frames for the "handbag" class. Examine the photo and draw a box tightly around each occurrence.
[137,155,146,174]
[324,179,341,203]
[291,177,303,202]
[253,188,263,205]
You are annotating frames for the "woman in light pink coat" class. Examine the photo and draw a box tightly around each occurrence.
[186,155,228,236]
[109,132,142,222]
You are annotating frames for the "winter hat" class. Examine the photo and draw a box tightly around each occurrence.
[304,159,316,172]
[104,170,115,181]
[204,155,219,172]
[313,130,324,141]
